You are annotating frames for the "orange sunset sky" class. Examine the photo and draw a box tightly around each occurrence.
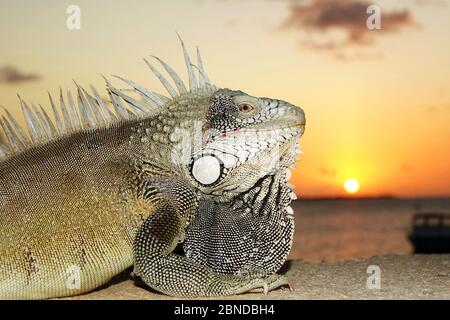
[0,0,449,198]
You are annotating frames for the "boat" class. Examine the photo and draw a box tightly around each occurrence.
[409,212,450,253]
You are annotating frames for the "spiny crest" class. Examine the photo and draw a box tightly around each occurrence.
[0,37,216,160]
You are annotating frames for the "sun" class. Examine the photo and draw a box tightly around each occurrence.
[344,178,360,194]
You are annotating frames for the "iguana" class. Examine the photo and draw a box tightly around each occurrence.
[0,38,306,299]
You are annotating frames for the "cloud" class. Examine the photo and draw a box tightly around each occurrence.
[0,65,41,84]
[281,0,416,59]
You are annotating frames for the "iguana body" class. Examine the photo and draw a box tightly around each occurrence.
[0,39,305,299]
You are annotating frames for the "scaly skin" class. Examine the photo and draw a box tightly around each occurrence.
[0,46,305,299]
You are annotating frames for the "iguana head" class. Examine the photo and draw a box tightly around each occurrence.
[186,88,305,201]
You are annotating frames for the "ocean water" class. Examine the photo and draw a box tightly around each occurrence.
[289,198,450,262]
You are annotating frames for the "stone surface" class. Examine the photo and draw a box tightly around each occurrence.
[63,254,450,300]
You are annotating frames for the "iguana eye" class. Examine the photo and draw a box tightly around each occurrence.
[238,103,254,113]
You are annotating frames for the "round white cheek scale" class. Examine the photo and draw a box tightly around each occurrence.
[191,155,221,185]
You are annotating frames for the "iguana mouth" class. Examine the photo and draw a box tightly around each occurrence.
[220,125,305,138]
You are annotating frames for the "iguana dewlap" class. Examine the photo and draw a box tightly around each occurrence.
[0,38,305,299]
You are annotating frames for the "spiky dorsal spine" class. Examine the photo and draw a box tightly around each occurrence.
[0,37,216,159]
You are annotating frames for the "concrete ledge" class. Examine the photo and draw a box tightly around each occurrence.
[64,254,450,300]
